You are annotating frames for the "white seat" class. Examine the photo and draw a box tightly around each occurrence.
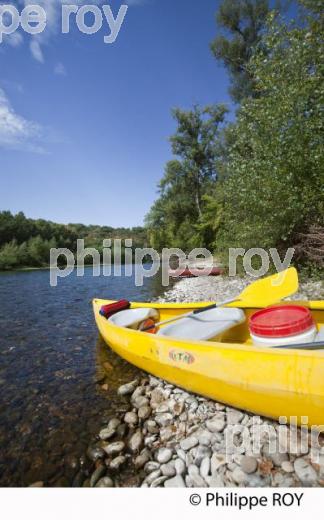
[109,308,159,330]
[315,326,324,342]
[157,307,245,341]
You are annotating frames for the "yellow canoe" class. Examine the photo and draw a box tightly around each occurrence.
[93,298,324,427]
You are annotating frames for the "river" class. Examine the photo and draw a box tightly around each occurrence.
[0,266,172,486]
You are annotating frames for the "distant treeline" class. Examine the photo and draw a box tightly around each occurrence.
[0,211,148,270]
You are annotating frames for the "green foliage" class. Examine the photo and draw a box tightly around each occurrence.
[0,211,147,270]
[0,241,21,270]
[211,0,272,102]
[145,105,228,251]
[146,0,323,276]
[217,7,324,261]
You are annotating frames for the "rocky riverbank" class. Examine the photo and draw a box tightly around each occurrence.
[83,275,324,488]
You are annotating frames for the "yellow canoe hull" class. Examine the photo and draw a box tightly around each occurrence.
[93,299,324,427]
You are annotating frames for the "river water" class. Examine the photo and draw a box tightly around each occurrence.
[0,266,171,486]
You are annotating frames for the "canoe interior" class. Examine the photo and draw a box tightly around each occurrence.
[99,300,324,346]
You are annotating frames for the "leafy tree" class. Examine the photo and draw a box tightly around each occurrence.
[217,5,324,263]
[0,240,21,270]
[211,0,272,102]
[146,105,228,250]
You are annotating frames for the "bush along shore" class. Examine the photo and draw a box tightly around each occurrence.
[80,275,324,489]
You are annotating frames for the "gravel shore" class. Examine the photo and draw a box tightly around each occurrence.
[84,275,324,488]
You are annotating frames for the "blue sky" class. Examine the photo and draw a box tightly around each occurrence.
[0,0,232,227]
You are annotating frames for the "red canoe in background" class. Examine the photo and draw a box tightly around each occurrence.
[169,267,224,278]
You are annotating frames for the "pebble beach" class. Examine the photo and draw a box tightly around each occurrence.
[82,275,324,489]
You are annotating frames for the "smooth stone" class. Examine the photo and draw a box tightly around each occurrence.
[90,465,106,487]
[185,452,194,467]
[86,446,105,462]
[227,410,244,424]
[146,420,159,434]
[95,477,114,488]
[188,464,199,476]
[117,424,128,438]
[103,441,125,456]
[131,386,145,400]
[135,450,151,469]
[144,435,157,447]
[99,427,116,441]
[240,456,258,474]
[174,458,186,476]
[281,461,294,473]
[160,426,175,442]
[118,381,138,396]
[132,396,150,409]
[155,403,170,414]
[179,412,188,422]
[194,445,212,466]
[108,418,121,430]
[272,471,287,486]
[248,474,271,487]
[263,444,289,467]
[156,448,173,464]
[176,449,187,462]
[209,474,225,487]
[206,418,225,433]
[210,453,226,475]
[180,437,198,451]
[188,465,207,487]
[146,469,161,485]
[199,431,213,446]
[138,405,152,420]
[186,396,198,406]
[232,467,248,485]
[124,412,138,425]
[128,431,143,453]
[150,476,168,488]
[155,413,173,427]
[294,458,318,485]
[200,457,211,478]
[109,455,126,471]
[144,461,160,474]
[161,463,176,478]
[149,377,160,387]
[164,475,186,488]
[150,388,166,406]
[169,400,185,416]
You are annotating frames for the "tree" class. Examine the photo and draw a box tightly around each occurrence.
[217,5,324,265]
[145,104,228,250]
[211,0,272,102]
[0,241,20,270]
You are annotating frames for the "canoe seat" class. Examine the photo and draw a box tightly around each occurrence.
[108,308,159,330]
[157,307,245,341]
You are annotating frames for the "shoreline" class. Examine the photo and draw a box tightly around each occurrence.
[77,275,324,489]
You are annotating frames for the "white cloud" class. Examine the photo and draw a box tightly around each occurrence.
[0,88,45,153]
[29,39,44,63]
[54,62,67,76]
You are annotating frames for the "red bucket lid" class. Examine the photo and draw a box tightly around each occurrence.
[250,305,315,338]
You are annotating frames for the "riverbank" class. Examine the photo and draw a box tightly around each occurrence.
[81,275,324,489]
